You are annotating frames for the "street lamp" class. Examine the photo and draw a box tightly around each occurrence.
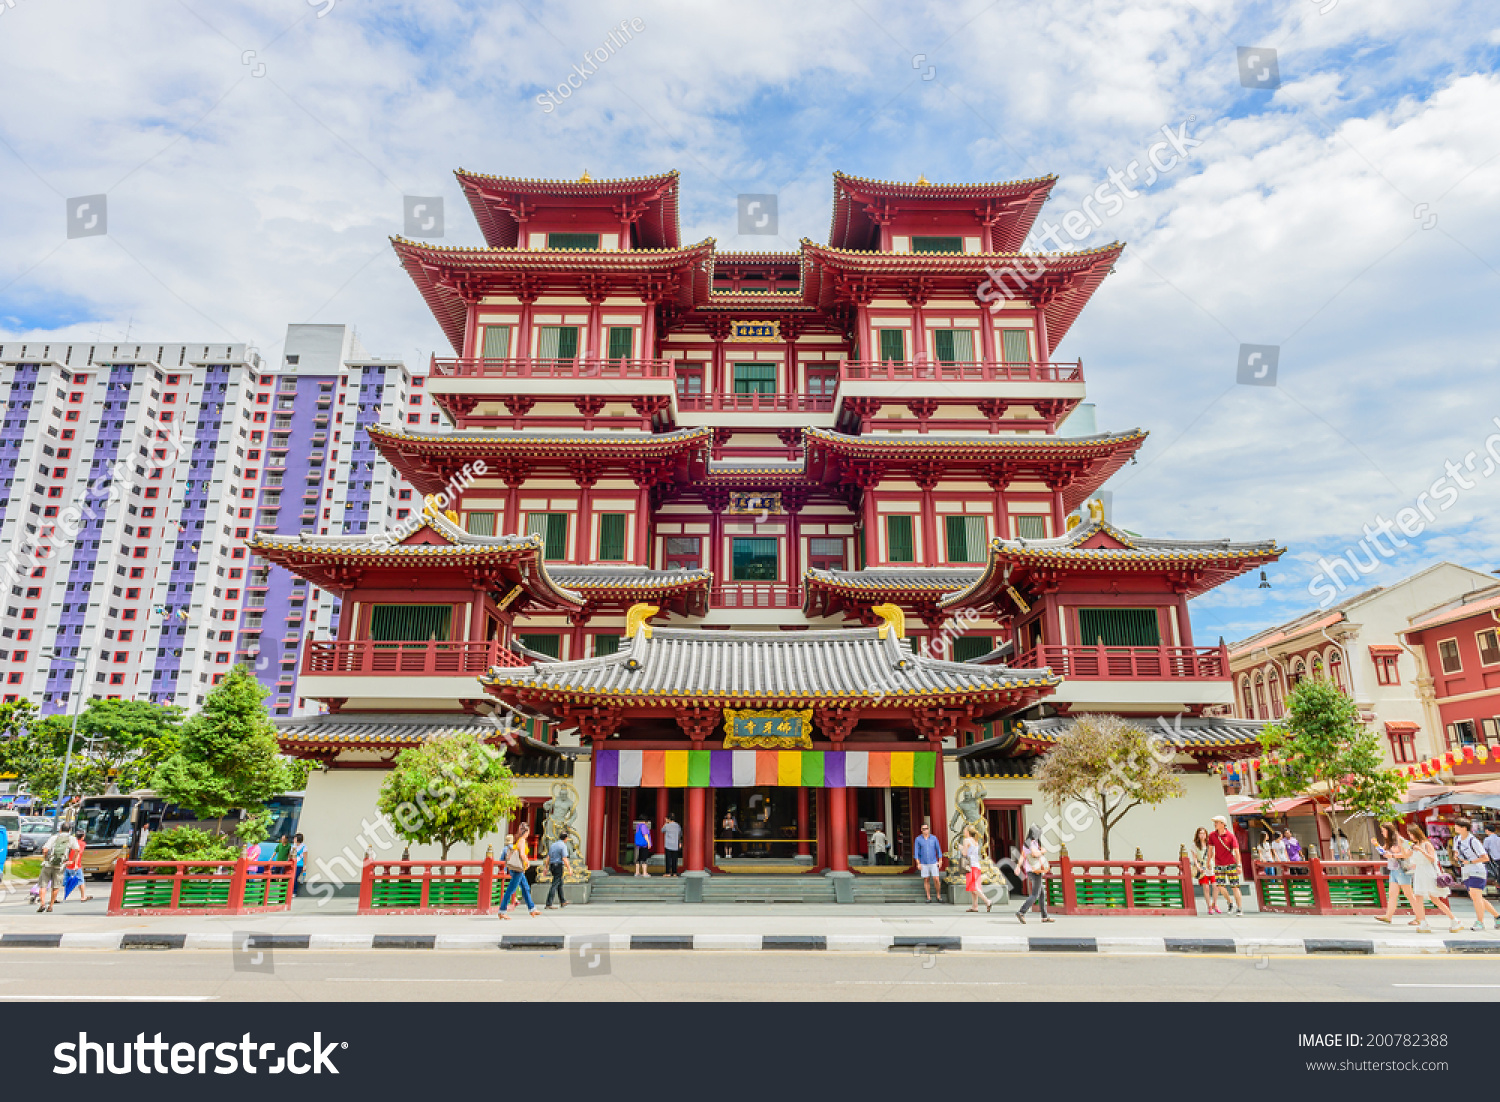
[40,645,93,831]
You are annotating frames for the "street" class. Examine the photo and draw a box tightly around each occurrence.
[2,950,1499,1001]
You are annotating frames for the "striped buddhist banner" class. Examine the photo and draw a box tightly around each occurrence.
[589,749,936,788]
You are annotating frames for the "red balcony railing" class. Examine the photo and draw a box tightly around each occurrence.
[677,392,835,413]
[840,360,1084,383]
[430,356,672,379]
[711,584,803,609]
[1014,643,1228,680]
[303,639,506,676]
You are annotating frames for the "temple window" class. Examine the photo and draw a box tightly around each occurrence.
[932,329,975,363]
[884,515,916,563]
[910,235,962,253]
[481,325,511,360]
[877,329,905,362]
[606,327,635,361]
[593,634,622,657]
[1013,515,1047,540]
[1077,608,1160,647]
[546,232,599,250]
[807,537,844,571]
[732,363,776,394]
[536,326,579,361]
[805,366,837,396]
[999,329,1033,363]
[675,365,703,396]
[731,537,778,581]
[517,633,562,659]
[597,514,628,561]
[369,604,451,642]
[952,636,993,662]
[527,512,570,559]
[663,536,701,571]
[466,511,497,536]
[943,515,987,563]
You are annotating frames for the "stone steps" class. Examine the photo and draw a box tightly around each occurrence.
[588,874,932,905]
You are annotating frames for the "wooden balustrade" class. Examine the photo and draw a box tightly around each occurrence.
[430,357,672,379]
[358,856,498,914]
[710,584,803,609]
[303,640,505,676]
[106,856,295,915]
[1253,858,1390,915]
[1040,848,1196,915]
[840,360,1084,383]
[1014,643,1229,680]
[677,393,835,413]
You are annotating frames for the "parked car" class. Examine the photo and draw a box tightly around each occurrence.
[16,818,55,856]
[0,809,18,856]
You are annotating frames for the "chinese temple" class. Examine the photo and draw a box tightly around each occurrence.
[253,168,1285,899]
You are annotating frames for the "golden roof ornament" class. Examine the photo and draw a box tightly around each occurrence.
[579,170,593,182]
[916,174,931,186]
[625,602,659,639]
[872,602,906,640]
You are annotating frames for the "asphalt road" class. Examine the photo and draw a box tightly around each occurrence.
[1,951,1498,1001]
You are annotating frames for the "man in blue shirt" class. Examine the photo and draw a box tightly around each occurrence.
[545,836,571,909]
[914,822,943,903]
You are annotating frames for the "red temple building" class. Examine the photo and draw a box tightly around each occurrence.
[254,168,1285,901]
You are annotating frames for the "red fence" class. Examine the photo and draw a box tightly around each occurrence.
[431,357,672,380]
[677,392,835,414]
[1254,859,1390,915]
[840,360,1084,384]
[1041,849,1197,915]
[710,584,803,609]
[107,857,295,915]
[1014,644,1228,680]
[303,640,504,676]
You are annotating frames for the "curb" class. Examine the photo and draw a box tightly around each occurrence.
[1,932,1497,955]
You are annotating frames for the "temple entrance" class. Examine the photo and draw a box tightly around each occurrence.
[713,787,803,866]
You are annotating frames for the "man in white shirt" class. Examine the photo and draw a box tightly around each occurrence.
[661,813,683,878]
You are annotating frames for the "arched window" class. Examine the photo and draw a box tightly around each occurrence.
[1310,656,1325,681]
[1241,677,1256,718]
[1268,671,1284,717]
[1253,674,1268,717]
[1328,650,1345,692]
[1290,659,1305,686]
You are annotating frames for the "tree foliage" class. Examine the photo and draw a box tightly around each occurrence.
[152,666,292,826]
[0,698,181,803]
[1257,677,1402,836]
[142,826,239,862]
[1032,713,1185,859]
[377,733,519,858]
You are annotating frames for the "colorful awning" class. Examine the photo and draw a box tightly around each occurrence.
[1224,796,1315,815]
[592,748,936,788]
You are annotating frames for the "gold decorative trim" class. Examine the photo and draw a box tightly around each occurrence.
[724,708,812,749]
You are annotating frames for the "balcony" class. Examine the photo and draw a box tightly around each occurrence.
[677,393,834,414]
[1015,644,1229,681]
[840,360,1083,384]
[303,639,505,677]
[710,584,803,609]
[430,357,672,380]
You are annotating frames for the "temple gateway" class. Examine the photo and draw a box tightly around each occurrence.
[255,168,1283,901]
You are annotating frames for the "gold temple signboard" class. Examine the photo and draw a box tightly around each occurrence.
[730,320,780,342]
[727,491,781,516]
[724,708,813,749]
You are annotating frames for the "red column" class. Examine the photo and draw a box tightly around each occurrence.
[928,739,948,849]
[920,485,937,565]
[704,790,716,869]
[634,483,652,564]
[828,787,849,872]
[847,788,861,862]
[654,788,668,856]
[685,787,706,872]
[587,752,607,871]
[336,599,354,641]
[815,789,827,869]
[796,787,810,858]
[470,589,487,643]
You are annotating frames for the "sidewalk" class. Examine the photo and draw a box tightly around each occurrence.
[2,894,1497,955]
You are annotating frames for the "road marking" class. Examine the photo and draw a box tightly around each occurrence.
[1392,984,1500,988]
[325,978,506,983]
[833,981,1026,986]
[0,995,217,1001]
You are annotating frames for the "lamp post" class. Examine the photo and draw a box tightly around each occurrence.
[41,645,93,831]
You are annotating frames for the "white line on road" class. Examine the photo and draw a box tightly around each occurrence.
[833,981,1026,986]
[0,995,217,1001]
[1392,984,1500,988]
[325,978,506,983]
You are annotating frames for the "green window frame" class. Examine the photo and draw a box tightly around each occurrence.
[537,326,579,361]
[877,329,906,362]
[944,515,987,564]
[951,636,994,662]
[731,537,778,581]
[593,634,621,657]
[732,362,776,394]
[597,513,627,561]
[527,512,569,560]
[466,511,497,536]
[932,328,975,364]
[910,235,963,253]
[481,325,511,360]
[546,232,600,250]
[369,604,452,642]
[885,515,915,563]
[1013,514,1047,540]
[517,633,562,659]
[1000,329,1032,363]
[1077,608,1161,647]
[606,326,634,361]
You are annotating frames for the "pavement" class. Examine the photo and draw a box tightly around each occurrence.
[4,879,1500,955]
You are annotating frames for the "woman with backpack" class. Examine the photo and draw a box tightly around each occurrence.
[1451,820,1499,932]
[1373,822,1421,926]
[1015,825,1054,924]
[632,816,652,878]
[1405,823,1462,934]
[497,822,541,918]
[63,827,91,903]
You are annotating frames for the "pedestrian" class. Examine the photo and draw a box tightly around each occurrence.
[1374,822,1421,925]
[1281,829,1303,861]
[1270,832,1288,863]
[661,812,682,877]
[1405,823,1463,933]
[1190,827,1217,913]
[63,827,91,903]
[1484,824,1500,891]
[544,833,570,909]
[868,825,890,867]
[632,816,652,878]
[721,808,738,860]
[1332,831,1351,860]
[273,833,291,863]
[913,822,943,903]
[1208,815,1242,916]
[959,826,989,912]
[1451,820,1499,932]
[36,826,74,913]
[1015,825,1053,923]
[497,823,541,918]
[291,833,307,896]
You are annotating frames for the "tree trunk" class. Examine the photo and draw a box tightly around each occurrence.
[440,840,451,859]
[1101,820,1111,861]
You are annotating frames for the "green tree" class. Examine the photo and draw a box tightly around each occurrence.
[377,732,519,858]
[142,826,239,862]
[33,699,184,793]
[152,666,292,833]
[1032,713,1186,858]
[1257,677,1402,841]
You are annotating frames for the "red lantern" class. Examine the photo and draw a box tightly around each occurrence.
[1463,745,1477,763]
[1445,751,1457,766]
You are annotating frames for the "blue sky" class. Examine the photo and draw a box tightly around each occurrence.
[0,0,1497,642]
